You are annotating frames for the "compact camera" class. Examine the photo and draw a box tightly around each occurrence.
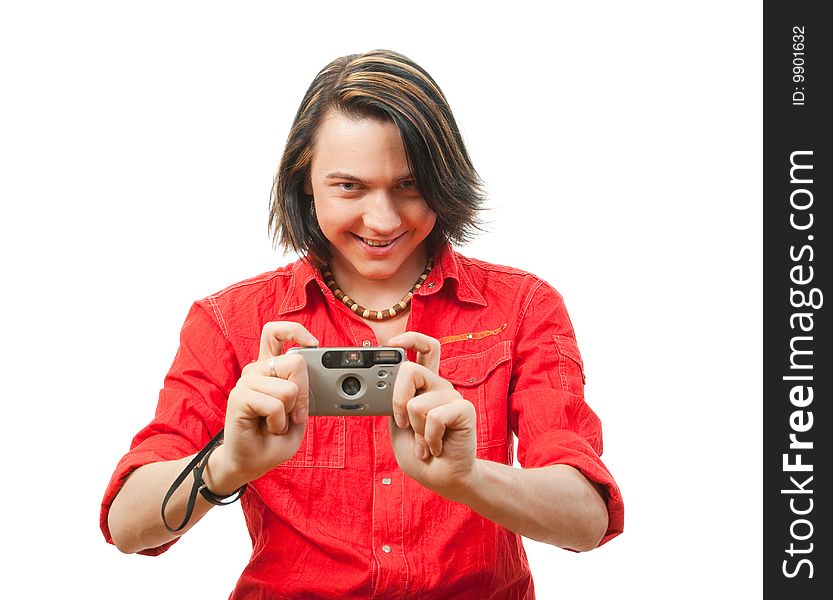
[286,347,405,416]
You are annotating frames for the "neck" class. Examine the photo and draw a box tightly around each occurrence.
[328,245,429,309]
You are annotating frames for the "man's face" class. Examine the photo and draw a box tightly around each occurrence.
[307,111,437,283]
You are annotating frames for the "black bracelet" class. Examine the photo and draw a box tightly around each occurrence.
[161,429,246,533]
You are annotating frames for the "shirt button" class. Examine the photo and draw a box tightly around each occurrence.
[381,477,392,485]
[466,333,473,340]
[362,340,371,347]
[427,282,435,288]
[382,545,392,553]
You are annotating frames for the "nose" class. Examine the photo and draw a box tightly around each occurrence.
[362,192,401,235]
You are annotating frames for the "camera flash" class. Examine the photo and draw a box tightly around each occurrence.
[374,350,400,363]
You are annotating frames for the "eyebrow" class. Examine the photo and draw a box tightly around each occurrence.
[324,171,414,184]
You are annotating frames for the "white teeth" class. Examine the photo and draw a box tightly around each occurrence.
[363,238,393,247]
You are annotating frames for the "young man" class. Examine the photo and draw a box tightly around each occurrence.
[103,49,624,598]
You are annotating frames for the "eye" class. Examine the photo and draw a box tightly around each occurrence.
[400,179,416,190]
[338,182,357,191]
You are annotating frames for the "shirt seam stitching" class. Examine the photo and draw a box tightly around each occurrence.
[514,278,545,340]
[206,296,230,341]
[371,419,378,596]
[400,468,409,597]
[205,270,288,300]
[456,254,530,276]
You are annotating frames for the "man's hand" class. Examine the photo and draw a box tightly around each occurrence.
[205,322,319,494]
[387,332,477,497]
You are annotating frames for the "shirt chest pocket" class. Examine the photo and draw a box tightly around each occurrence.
[439,340,512,451]
[277,416,346,468]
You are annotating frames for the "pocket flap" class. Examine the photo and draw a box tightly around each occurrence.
[552,334,583,368]
[440,340,512,386]
[553,334,585,383]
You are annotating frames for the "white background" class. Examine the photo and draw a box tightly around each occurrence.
[0,1,762,598]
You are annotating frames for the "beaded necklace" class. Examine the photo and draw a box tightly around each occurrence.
[323,255,434,320]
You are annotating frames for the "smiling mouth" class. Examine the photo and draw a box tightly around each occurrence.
[364,238,393,247]
[354,233,402,247]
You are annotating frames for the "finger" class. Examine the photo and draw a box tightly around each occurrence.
[404,391,455,460]
[386,415,430,461]
[257,321,319,361]
[391,361,450,428]
[404,390,457,436]
[276,353,310,422]
[244,353,306,379]
[387,331,441,374]
[414,432,429,460]
[246,376,301,417]
[244,354,310,423]
[423,400,475,457]
[234,389,289,436]
[266,403,288,435]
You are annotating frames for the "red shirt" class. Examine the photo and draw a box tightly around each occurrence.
[101,243,624,599]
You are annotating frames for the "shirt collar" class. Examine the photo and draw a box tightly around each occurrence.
[417,242,488,306]
[277,243,487,316]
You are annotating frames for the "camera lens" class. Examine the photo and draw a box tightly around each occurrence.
[341,376,361,396]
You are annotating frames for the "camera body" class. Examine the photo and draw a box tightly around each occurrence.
[286,347,405,416]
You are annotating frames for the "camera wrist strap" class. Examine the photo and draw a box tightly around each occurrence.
[161,429,244,533]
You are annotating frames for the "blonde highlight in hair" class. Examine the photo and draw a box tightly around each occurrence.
[269,49,485,264]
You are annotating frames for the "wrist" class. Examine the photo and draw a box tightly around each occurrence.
[436,459,485,504]
[203,443,248,497]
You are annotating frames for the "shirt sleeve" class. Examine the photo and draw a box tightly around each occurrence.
[508,279,624,547]
[100,300,240,555]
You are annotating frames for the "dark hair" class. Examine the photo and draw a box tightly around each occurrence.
[268,49,486,265]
